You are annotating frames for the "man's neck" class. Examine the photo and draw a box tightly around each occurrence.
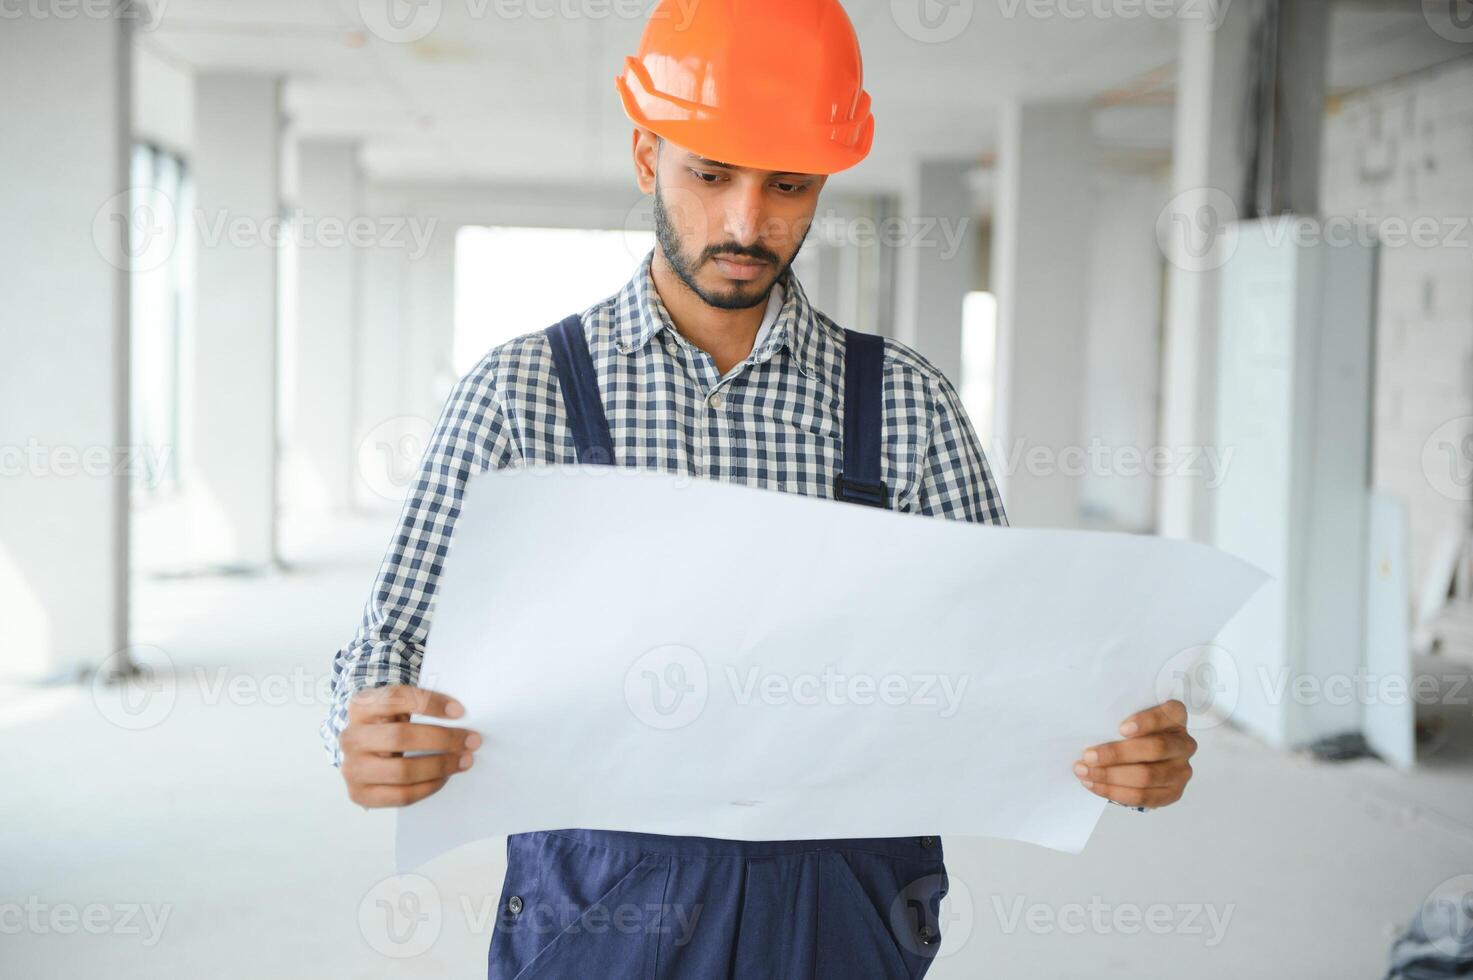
[652,250,773,376]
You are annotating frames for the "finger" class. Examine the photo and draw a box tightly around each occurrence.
[345,747,472,786]
[1082,731,1197,767]
[343,722,481,757]
[1074,760,1191,789]
[1117,699,1188,737]
[1078,779,1184,808]
[352,777,451,809]
[348,685,465,724]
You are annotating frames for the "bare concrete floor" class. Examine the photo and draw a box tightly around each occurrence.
[3,511,1471,979]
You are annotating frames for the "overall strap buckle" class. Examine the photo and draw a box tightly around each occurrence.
[833,473,889,509]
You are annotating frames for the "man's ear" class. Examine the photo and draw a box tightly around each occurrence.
[631,128,659,195]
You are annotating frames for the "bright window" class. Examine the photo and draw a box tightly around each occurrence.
[960,290,997,450]
[453,226,657,375]
[128,143,191,499]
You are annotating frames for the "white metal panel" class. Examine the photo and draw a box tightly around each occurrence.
[1211,217,1378,748]
[1364,492,1415,768]
[1213,222,1298,745]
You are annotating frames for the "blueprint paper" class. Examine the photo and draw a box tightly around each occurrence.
[396,467,1265,871]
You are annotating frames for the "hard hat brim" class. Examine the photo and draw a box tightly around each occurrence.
[616,63,874,177]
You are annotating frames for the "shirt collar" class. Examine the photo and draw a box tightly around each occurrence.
[615,248,822,379]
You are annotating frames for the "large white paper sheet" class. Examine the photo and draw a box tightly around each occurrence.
[396,468,1265,871]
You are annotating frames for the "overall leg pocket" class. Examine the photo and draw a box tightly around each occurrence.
[817,850,949,980]
[489,832,669,980]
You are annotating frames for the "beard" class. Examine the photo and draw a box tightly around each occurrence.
[651,175,809,311]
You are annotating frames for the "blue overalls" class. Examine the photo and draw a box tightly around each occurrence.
[485,316,947,979]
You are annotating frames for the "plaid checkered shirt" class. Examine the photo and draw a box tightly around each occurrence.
[321,247,1009,764]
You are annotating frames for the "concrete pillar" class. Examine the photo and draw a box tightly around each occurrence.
[403,227,459,429]
[1155,0,1261,541]
[190,74,281,568]
[1080,170,1170,532]
[989,103,1095,528]
[894,159,978,384]
[290,141,362,511]
[0,10,131,680]
[354,241,416,510]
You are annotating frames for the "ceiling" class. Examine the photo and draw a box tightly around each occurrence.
[133,0,1472,193]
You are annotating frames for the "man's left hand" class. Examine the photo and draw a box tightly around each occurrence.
[1074,699,1196,809]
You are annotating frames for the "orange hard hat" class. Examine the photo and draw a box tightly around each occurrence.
[615,0,874,176]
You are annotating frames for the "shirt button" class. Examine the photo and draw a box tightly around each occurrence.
[708,391,723,409]
[507,895,523,916]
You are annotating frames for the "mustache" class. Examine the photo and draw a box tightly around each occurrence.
[704,245,778,266]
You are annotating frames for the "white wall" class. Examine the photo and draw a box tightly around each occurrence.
[187,75,281,568]
[991,102,1097,528]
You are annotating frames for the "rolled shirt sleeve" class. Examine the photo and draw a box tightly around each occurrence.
[319,360,517,766]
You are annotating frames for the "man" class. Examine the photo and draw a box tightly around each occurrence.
[322,1,1198,976]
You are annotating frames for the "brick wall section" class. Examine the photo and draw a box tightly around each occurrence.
[1321,56,1473,604]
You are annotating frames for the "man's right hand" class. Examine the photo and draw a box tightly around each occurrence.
[339,685,480,808]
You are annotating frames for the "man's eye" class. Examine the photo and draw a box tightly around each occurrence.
[775,183,805,194]
[690,170,721,183]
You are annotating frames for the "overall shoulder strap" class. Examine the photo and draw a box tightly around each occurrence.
[834,329,889,508]
[544,314,615,466]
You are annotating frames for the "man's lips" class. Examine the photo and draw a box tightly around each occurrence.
[711,256,768,281]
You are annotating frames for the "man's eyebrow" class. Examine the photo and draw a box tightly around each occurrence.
[687,154,815,179]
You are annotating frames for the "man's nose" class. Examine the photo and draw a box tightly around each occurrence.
[720,182,766,247]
